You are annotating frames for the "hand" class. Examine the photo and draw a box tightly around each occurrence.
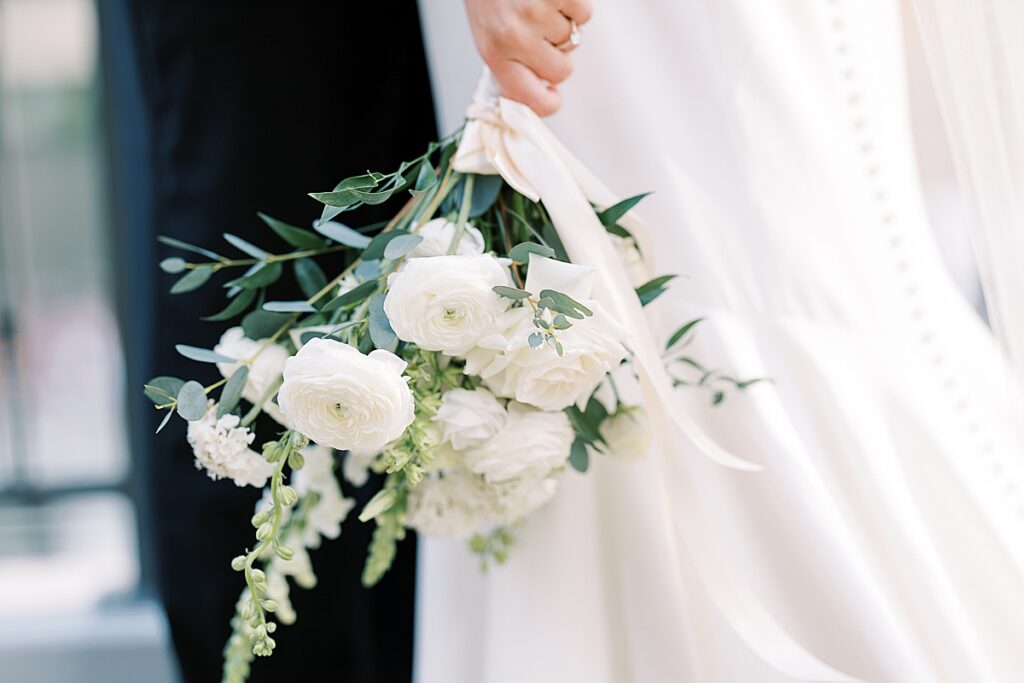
[464,0,592,116]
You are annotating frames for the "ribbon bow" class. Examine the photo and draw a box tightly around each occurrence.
[451,69,858,683]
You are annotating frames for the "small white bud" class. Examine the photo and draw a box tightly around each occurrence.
[230,555,247,571]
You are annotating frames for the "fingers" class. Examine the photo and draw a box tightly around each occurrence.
[490,59,563,117]
[541,8,573,44]
[560,0,592,25]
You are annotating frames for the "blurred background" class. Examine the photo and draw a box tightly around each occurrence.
[0,0,177,680]
[0,1,980,682]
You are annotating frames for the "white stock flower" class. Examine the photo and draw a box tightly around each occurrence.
[464,255,628,411]
[292,445,354,546]
[342,449,378,487]
[264,570,297,625]
[434,387,507,451]
[383,254,509,355]
[186,401,274,487]
[598,408,651,462]
[462,402,574,482]
[488,475,559,525]
[278,338,415,452]
[214,327,290,425]
[410,218,485,257]
[405,470,496,538]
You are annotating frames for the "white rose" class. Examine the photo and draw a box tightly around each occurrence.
[214,327,290,425]
[462,402,574,482]
[405,470,497,538]
[410,218,485,257]
[597,408,651,462]
[277,338,415,452]
[383,254,509,355]
[186,401,274,487]
[434,387,507,451]
[463,255,628,411]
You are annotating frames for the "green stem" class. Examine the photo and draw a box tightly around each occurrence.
[448,174,476,254]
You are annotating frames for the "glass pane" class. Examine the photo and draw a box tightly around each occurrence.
[0,0,128,486]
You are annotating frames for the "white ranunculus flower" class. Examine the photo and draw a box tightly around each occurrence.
[463,255,628,411]
[277,338,415,453]
[214,326,290,425]
[383,254,509,355]
[598,408,651,462]
[410,217,485,257]
[487,475,559,525]
[187,401,274,487]
[462,402,574,482]
[405,470,497,538]
[434,387,508,451]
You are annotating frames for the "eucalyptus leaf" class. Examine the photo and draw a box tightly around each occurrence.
[368,293,397,350]
[509,242,555,264]
[223,233,268,258]
[218,366,249,416]
[565,405,602,444]
[202,287,257,322]
[158,235,225,261]
[382,234,423,260]
[263,300,317,313]
[315,220,372,249]
[598,192,651,227]
[175,381,208,421]
[322,279,378,312]
[144,376,185,405]
[569,438,590,472]
[242,310,292,340]
[170,266,213,294]
[538,289,593,318]
[258,212,327,250]
[493,285,532,300]
[410,161,437,196]
[155,408,175,434]
[224,261,282,289]
[335,173,381,191]
[363,230,409,261]
[175,344,236,364]
[351,188,394,205]
[541,223,569,261]
[160,257,187,274]
[309,190,360,207]
[294,258,328,298]
[469,174,503,217]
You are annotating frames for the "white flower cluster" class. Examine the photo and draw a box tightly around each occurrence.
[186,401,274,487]
[404,387,573,538]
[254,445,354,624]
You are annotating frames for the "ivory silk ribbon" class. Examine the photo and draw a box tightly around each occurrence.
[452,70,858,683]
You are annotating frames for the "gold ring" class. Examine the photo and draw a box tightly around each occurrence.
[555,20,581,51]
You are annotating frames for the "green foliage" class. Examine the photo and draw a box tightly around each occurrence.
[493,285,531,300]
[225,262,283,289]
[242,310,291,340]
[598,192,650,227]
[258,212,327,250]
[144,376,185,405]
[262,301,317,313]
[321,279,378,312]
[294,258,327,299]
[635,274,677,306]
[170,266,213,294]
[368,293,397,350]
[218,366,249,417]
[508,241,555,264]
[382,233,424,260]
[569,438,589,472]
[175,344,235,363]
[314,220,371,249]
[175,380,207,421]
[203,288,257,322]
[665,317,704,350]
[223,233,269,259]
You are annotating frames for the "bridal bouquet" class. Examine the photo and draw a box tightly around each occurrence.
[145,76,757,682]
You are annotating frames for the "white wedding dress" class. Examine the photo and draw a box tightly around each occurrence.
[416,2,1024,681]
